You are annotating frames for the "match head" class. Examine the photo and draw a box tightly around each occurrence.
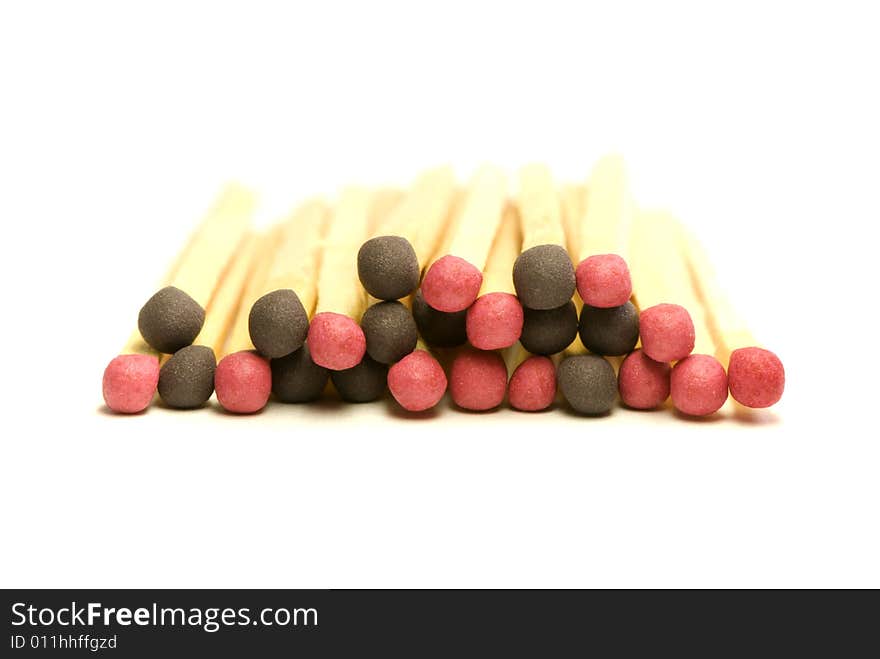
[508,355,557,412]
[361,301,418,364]
[306,312,367,371]
[102,354,160,414]
[578,301,640,356]
[420,255,483,312]
[639,303,695,362]
[158,345,216,409]
[412,289,468,348]
[214,350,272,414]
[248,289,309,359]
[331,356,389,403]
[466,292,524,351]
[727,347,785,408]
[513,244,576,310]
[519,301,578,355]
[557,354,618,415]
[357,235,420,301]
[618,349,671,410]
[670,354,728,416]
[138,286,205,354]
[388,350,448,412]
[449,348,507,411]
[576,254,632,309]
[271,343,329,404]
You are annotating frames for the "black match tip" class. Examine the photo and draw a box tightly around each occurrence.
[578,301,640,356]
[513,244,576,310]
[557,354,618,415]
[248,289,309,359]
[138,285,205,354]
[519,301,578,355]
[412,289,468,348]
[361,300,418,364]
[358,235,420,301]
[158,345,216,409]
[331,356,389,403]
[271,343,329,403]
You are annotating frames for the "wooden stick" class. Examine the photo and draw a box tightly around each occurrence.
[518,164,566,249]
[560,184,588,263]
[479,203,521,297]
[577,154,632,261]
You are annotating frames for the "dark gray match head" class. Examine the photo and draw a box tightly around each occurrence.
[138,286,205,354]
[557,354,618,415]
[358,235,420,300]
[361,300,418,364]
[513,244,576,310]
[158,345,216,409]
[271,343,329,403]
[578,301,640,356]
[412,288,468,348]
[248,289,309,359]
[519,301,578,355]
[330,356,388,403]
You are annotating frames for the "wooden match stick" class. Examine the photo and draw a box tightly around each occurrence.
[246,199,329,359]
[629,210,728,416]
[307,187,373,370]
[421,166,507,312]
[679,226,785,409]
[136,184,255,355]
[358,168,457,301]
[465,202,524,350]
[502,343,558,412]
[575,155,634,310]
[513,164,576,310]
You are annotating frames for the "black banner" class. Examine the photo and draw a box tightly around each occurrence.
[2,589,874,656]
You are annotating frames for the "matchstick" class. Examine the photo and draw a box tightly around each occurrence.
[629,210,728,416]
[465,202,524,350]
[513,165,576,310]
[679,227,785,409]
[387,340,448,412]
[103,184,254,413]
[248,199,328,359]
[503,343,557,412]
[358,167,456,300]
[448,347,508,412]
[421,166,507,312]
[575,155,633,309]
[307,187,373,370]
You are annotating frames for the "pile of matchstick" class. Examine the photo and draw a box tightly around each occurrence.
[101,156,785,418]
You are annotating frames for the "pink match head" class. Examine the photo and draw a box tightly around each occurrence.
[508,355,557,412]
[307,312,367,371]
[102,353,160,414]
[727,347,785,408]
[449,348,507,411]
[214,351,272,414]
[387,350,448,412]
[639,303,696,362]
[618,349,671,410]
[420,255,483,312]
[670,354,728,416]
[465,292,524,351]
[576,254,632,308]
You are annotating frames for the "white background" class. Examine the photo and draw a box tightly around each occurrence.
[1,1,878,588]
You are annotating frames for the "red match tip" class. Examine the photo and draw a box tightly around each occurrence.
[421,255,483,312]
[728,347,785,408]
[449,348,507,411]
[102,354,160,414]
[508,355,556,412]
[307,312,367,371]
[388,350,448,412]
[670,354,728,416]
[639,303,696,362]
[466,292,524,350]
[215,351,272,414]
[576,254,632,308]
[618,349,671,410]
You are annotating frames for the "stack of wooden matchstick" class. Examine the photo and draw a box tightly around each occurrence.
[102,157,785,418]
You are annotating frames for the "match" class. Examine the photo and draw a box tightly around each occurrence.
[387,341,448,412]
